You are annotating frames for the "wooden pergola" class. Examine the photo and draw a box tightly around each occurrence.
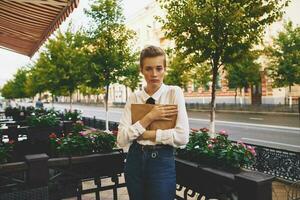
[0,0,79,57]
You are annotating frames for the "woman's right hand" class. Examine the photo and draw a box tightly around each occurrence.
[147,105,178,121]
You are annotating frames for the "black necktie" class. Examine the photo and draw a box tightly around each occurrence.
[146,97,155,104]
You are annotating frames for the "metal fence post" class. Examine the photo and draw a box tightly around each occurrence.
[235,171,274,200]
[25,154,49,187]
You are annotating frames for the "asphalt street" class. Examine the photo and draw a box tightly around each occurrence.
[22,103,300,152]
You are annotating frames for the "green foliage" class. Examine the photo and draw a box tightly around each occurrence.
[0,141,14,164]
[178,128,256,169]
[26,111,60,127]
[56,134,94,156]
[226,50,261,90]
[71,120,85,134]
[63,109,82,122]
[1,68,29,99]
[119,63,141,92]
[25,59,50,97]
[164,53,191,89]
[158,0,288,131]
[90,131,116,153]
[159,0,288,65]
[266,21,300,90]
[85,0,137,130]
[44,27,87,97]
[49,130,116,156]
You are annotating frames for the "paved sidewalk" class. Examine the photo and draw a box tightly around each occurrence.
[63,174,289,200]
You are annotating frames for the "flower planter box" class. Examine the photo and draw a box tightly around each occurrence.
[27,126,62,142]
[175,157,274,200]
[48,151,125,199]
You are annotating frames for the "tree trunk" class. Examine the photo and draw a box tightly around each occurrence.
[105,84,109,132]
[234,88,237,104]
[209,62,218,136]
[69,92,72,111]
[125,86,128,101]
[239,88,243,105]
[289,85,292,108]
[51,94,54,109]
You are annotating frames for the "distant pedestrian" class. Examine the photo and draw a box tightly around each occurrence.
[35,98,43,109]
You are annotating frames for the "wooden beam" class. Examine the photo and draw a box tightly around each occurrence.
[8,0,68,7]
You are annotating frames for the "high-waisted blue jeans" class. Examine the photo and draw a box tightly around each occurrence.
[124,142,176,200]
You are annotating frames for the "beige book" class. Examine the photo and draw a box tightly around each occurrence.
[131,104,177,130]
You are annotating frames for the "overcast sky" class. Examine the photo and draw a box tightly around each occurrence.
[0,0,299,87]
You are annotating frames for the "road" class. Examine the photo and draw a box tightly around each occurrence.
[22,103,300,152]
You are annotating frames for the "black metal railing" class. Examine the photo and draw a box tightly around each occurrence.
[244,143,300,182]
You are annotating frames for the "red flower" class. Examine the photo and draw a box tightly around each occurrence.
[112,130,118,136]
[49,133,57,139]
[8,140,15,144]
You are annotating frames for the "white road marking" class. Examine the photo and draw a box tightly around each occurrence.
[189,118,300,131]
[249,117,264,120]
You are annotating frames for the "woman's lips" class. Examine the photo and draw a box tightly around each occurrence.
[150,79,160,83]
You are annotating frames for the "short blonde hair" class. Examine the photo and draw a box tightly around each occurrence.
[139,45,166,69]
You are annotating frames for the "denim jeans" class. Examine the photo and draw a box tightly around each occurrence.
[124,141,176,200]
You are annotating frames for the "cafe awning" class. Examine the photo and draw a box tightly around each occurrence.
[0,0,79,57]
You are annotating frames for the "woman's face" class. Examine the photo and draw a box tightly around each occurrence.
[141,56,166,88]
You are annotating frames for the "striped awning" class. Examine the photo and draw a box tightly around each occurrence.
[0,0,79,57]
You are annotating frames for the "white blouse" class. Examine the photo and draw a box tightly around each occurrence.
[117,84,189,148]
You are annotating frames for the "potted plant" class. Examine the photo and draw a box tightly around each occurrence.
[49,129,117,157]
[177,128,256,170]
[0,140,14,164]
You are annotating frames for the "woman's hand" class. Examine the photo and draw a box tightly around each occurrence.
[138,105,178,132]
[147,105,178,121]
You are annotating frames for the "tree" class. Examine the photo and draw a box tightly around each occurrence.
[119,63,141,100]
[26,62,48,98]
[164,53,191,89]
[85,0,136,131]
[42,27,87,110]
[226,50,261,104]
[266,21,300,97]
[159,0,288,134]
[1,80,15,99]
[1,68,29,99]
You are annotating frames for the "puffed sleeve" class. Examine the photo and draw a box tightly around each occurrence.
[117,93,146,148]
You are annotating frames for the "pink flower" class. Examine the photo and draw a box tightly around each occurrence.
[191,128,199,132]
[76,120,84,125]
[237,140,246,148]
[218,130,228,136]
[208,144,213,149]
[200,127,209,133]
[247,145,256,156]
[79,131,88,136]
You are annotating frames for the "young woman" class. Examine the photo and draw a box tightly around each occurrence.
[117,45,189,200]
